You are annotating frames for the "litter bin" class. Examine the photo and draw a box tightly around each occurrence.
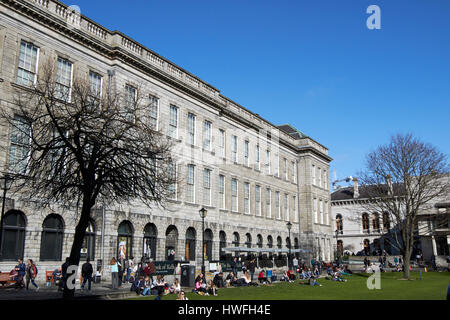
[181,265,195,287]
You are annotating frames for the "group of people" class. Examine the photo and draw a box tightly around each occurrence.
[5,258,40,291]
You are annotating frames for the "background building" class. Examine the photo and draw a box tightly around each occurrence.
[331,176,449,268]
[0,0,333,281]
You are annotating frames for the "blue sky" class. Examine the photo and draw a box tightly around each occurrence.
[71,0,450,185]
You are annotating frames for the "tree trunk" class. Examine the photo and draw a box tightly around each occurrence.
[62,198,94,300]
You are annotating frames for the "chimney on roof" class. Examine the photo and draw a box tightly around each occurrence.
[386,174,393,195]
[353,177,359,198]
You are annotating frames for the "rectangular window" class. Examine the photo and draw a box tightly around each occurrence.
[255,144,260,170]
[275,191,280,219]
[266,188,271,218]
[265,150,271,174]
[169,105,178,138]
[244,182,250,214]
[325,201,329,225]
[292,161,296,183]
[218,129,225,158]
[312,164,316,185]
[124,85,137,122]
[17,40,39,86]
[232,135,237,163]
[318,167,322,188]
[9,115,31,173]
[203,168,211,206]
[284,158,288,180]
[320,199,324,224]
[255,185,261,216]
[148,95,159,130]
[219,174,225,209]
[284,193,289,221]
[89,71,102,98]
[313,197,318,223]
[187,113,196,145]
[244,141,249,166]
[55,57,73,101]
[203,120,212,150]
[168,162,177,200]
[274,154,279,177]
[231,178,238,212]
[186,164,195,203]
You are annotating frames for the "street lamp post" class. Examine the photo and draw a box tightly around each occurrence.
[0,174,12,258]
[199,208,207,276]
[286,221,292,269]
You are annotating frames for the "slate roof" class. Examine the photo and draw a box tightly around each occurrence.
[277,124,308,140]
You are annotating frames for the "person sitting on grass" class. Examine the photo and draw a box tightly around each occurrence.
[313,266,320,277]
[177,290,189,300]
[332,271,347,282]
[194,273,208,294]
[141,276,152,296]
[170,278,181,294]
[207,280,218,296]
[242,271,252,285]
[213,272,225,288]
[225,272,237,287]
[309,276,322,287]
[258,270,268,284]
[134,276,145,295]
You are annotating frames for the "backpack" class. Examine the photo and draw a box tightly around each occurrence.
[33,265,38,276]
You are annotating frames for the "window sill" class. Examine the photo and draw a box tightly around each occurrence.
[184,202,199,207]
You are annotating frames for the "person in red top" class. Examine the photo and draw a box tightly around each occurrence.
[144,259,156,282]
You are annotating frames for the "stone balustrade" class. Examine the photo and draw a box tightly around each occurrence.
[23,0,313,150]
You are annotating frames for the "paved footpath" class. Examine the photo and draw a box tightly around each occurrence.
[0,282,139,300]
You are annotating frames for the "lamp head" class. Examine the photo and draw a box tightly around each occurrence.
[199,207,207,219]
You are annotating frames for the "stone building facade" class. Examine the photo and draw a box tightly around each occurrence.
[0,0,333,281]
[331,177,449,267]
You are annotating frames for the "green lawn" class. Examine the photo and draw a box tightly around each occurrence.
[129,272,449,300]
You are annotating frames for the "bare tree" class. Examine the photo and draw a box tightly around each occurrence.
[1,60,177,298]
[359,134,449,279]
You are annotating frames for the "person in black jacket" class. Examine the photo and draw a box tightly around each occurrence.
[81,258,94,291]
[60,257,70,291]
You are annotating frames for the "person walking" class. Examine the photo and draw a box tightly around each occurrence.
[81,258,93,291]
[25,259,39,291]
[14,258,26,289]
[110,257,119,290]
[60,257,70,292]
[293,256,299,273]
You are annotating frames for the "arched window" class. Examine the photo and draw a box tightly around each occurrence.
[0,210,26,261]
[143,223,157,260]
[204,229,213,261]
[383,212,390,231]
[257,234,263,248]
[40,214,64,261]
[336,214,343,233]
[372,213,380,232]
[267,235,273,248]
[117,221,133,260]
[277,236,282,249]
[185,227,196,261]
[245,233,252,249]
[165,225,178,260]
[362,213,370,233]
[219,231,226,260]
[81,220,95,261]
[286,237,291,249]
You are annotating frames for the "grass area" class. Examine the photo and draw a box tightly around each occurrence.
[129,271,449,300]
